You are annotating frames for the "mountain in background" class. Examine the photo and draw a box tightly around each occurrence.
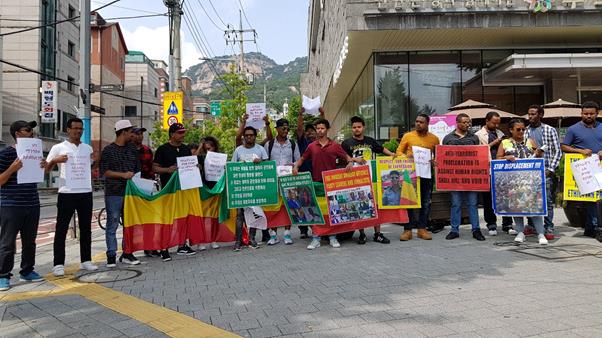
[184,52,307,111]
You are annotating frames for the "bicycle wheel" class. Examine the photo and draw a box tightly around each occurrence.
[97,208,106,230]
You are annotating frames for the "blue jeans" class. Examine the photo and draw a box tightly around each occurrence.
[450,191,480,233]
[514,216,544,235]
[406,178,433,231]
[585,202,599,233]
[105,195,125,258]
[543,175,555,233]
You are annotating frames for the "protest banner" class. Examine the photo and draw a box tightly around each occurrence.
[302,95,321,116]
[564,154,602,201]
[491,158,547,216]
[375,157,420,209]
[279,172,325,225]
[204,151,227,182]
[226,160,278,208]
[245,103,266,130]
[244,206,267,229]
[412,146,431,179]
[322,165,377,225]
[569,156,602,195]
[429,115,456,144]
[16,138,44,184]
[176,156,203,190]
[65,153,91,189]
[435,145,490,191]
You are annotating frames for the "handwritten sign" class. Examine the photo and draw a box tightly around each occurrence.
[412,146,431,179]
[176,156,203,190]
[302,95,321,116]
[204,151,227,182]
[245,103,266,130]
[570,156,602,195]
[65,153,91,189]
[16,138,44,184]
[435,145,490,191]
[563,154,602,201]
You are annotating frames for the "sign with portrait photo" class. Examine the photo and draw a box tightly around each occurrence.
[279,172,324,225]
[375,157,420,209]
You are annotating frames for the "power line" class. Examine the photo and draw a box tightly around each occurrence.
[185,2,217,57]
[194,0,225,30]
[0,58,77,86]
[0,13,167,23]
[208,0,227,27]
[91,0,164,15]
[238,0,254,30]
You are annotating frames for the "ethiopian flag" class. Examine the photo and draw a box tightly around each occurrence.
[400,170,419,205]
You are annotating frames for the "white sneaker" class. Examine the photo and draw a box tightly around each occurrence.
[514,232,525,243]
[307,238,321,250]
[210,242,220,249]
[80,261,98,271]
[329,237,341,248]
[488,230,498,236]
[538,234,549,245]
[508,229,518,235]
[52,265,65,277]
[267,237,279,245]
[198,245,207,251]
[283,233,293,245]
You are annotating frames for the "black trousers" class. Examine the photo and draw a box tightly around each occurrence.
[0,206,40,278]
[54,192,93,266]
[482,191,497,229]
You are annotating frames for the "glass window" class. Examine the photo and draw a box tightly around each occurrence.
[67,76,75,92]
[68,40,75,58]
[125,106,137,117]
[68,5,76,19]
[374,53,409,139]
[461,51,483,102]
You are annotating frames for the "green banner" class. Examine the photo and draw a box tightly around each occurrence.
[226,160,279,209]
[279,173,325,225]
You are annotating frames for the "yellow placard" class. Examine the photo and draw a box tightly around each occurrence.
[162,91,184,130]
[375,156,421,209]
[563,153,602,201]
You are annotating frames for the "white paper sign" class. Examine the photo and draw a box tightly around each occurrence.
[204,151,227,182]
[412,146,432,179]
[244,206,267,229]
[571,156,602,195]
[16,138,45,184]
[277,165,293,177]
[246,103,266,130]
[65,153,91,189]
[302,95,321,116]
[177,155,203,190]
[132,172,157,195]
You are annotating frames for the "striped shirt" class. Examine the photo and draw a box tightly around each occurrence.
[0,146,40,207]
[525,123,562,172]
[100,142,140,196]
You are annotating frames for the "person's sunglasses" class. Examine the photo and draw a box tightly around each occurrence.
[176,130,186,134]
[19,127,32,133]
[279,125,289,130]
[514,128,525,131]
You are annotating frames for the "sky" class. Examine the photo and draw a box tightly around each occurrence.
[92,0,310,70]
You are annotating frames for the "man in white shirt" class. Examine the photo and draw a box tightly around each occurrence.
[46,118,98,276]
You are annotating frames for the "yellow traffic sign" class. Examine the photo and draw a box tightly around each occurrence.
[163,91,184,130]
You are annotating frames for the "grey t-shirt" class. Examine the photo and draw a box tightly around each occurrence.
[231,144,268,162]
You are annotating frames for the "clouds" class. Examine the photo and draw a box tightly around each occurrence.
[121,25,204,71]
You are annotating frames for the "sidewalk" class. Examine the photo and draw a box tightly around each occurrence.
[3,207,602,337]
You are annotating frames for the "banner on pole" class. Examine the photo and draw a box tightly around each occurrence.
[40,81,58,123]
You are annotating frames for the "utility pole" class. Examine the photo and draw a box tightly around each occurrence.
[140,76,143,128]
[79,0,91,145]
[224,11,256,77]
[165,0,182,91]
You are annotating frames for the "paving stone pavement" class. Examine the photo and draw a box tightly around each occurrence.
[0,294,168,337]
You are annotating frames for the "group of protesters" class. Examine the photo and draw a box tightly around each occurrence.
[0,101,601,291]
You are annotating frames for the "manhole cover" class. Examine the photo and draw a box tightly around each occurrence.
[76,268,142,283]
[512,244,602,260]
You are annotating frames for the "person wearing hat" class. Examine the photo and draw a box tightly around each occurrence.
[0,121,47,290]
[264,118,300,245]
[100,120,141,267]
[46,117,98,277]
[131,127,154,180]
[153,123,195,259]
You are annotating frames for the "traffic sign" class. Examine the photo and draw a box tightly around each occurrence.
[90,83,124,92]
[210,101,222,116]
[163,91,184,129]
[91,104,105,114]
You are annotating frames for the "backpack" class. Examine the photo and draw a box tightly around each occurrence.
[268,139,296,163]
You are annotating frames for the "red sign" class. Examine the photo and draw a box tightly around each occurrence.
[435,145,490,191]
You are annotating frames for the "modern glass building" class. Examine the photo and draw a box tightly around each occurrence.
[301,0,602,140]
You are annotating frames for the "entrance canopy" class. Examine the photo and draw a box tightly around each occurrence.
[446,100,520,119]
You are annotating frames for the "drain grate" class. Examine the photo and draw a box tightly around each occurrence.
[76,268,142,283]
[511,244,602,260]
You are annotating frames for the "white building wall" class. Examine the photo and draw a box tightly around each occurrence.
[124,62,161,141]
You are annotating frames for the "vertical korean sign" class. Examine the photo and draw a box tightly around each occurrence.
[375,157,420,209]
[226,160,279,208]
[279,172,325,225]
[563,154,602,201]
[40,81,58,123]
[322,165,378,225]
[163,91,184,130]
[435,145,490,191]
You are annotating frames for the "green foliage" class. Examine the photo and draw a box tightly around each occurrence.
[382,138,400,153]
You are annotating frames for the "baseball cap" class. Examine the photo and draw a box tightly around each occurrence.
[115,120,134,132]
[9,120,37,139]
[132,127,147,133]
[168,123,186,134]
[276,118,289,128]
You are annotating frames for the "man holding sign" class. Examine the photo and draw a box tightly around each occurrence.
[0,121,47,290]
[45,118,98,276]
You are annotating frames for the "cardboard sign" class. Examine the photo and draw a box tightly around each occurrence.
[435,145,490,191]
[16,138,44,184]
[564,154,602,201]
[279,172,325,225]
[491,159,547,216]
[176,156,203,190]
[226,160,278,208]
[65,153,91,189]
[375,157,420,209]
[245,103,266,130]
[204,151,227,182]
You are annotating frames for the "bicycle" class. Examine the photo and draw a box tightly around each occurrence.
[96,207,122,230]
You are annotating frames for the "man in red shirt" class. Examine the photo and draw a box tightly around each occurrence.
[292,118,364,249]
[131,128,154,180]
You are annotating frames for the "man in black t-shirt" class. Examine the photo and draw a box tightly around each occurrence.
[153,123,194,258]
[341,116,395,245]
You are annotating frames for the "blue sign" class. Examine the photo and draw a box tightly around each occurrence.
[491,158,547,217]
[167,101,178,115]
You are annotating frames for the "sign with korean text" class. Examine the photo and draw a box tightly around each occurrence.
[177,156,203,190]
[16,138,44,184]
[491,159,547,217]
[245,103,266,130]
[163,91,184,130]
[226,160,278,208]
[376,157,420,209]
[322,166,378,225]
[564,154,602,201]
[40,81,58,123]
[435,145,490,191]
[65,153,91,189]
[429,115,456,144]
[279,172,325,225]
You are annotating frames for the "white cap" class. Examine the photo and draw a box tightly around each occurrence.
[115,120,134,131]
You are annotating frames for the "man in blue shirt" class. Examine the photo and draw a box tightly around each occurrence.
[561,101,602,238]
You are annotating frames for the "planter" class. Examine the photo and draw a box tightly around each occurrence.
[563,201,587,228]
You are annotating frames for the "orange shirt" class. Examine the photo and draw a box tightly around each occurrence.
[395,130,440,156]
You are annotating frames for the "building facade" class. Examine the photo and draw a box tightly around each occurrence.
[1,0,80,149]
[125,51,160,141]
[302,0,602,140]
[151,59,169,120]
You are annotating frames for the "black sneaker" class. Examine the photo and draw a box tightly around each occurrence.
[373,232,390,244]
[233,243,242,252]
[119,253,140,265]
[144,250,161,257]
[177,245,196,256]
[472,230,486,241]
[445,232,459,240]
[300,232,309,239]
[160,250,171,262]
[358,232,367,245]
[249,240,259,249]
[107,256,116,268]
